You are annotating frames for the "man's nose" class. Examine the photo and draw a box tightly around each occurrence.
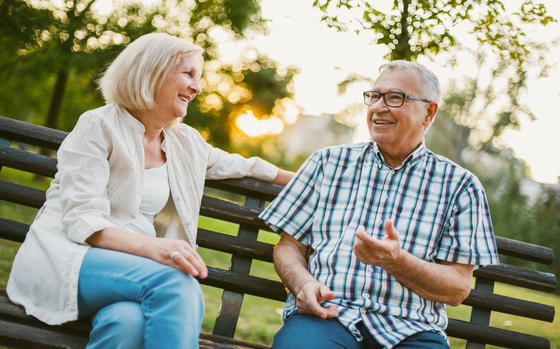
[369,98,389,112]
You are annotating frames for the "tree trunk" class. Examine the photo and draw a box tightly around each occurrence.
[393,0,412,60]
[39,69,68,161]
[45,69,68,130]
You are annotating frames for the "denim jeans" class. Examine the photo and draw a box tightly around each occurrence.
[78,247,204,349]
[272,313,449,349]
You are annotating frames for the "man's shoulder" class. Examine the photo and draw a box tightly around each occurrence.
[425,150,481,185]
[314,142,371,160]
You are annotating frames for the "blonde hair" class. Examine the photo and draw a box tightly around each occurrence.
[100,32,203,112]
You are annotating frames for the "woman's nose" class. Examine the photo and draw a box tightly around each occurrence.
[190,79,201,95]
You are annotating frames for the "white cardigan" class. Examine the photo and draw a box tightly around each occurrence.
[7,104,278,325]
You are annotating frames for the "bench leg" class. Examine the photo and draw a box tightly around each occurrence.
[465,277,494,349]
[213,196,265,337]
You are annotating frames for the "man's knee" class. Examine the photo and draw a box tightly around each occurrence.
[272,314,359,349]
[396,331,449,349]
[90,302,144,348]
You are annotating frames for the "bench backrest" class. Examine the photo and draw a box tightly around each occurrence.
[0,115,556,349]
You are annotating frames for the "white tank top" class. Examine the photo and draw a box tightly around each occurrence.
[124,162,170,236]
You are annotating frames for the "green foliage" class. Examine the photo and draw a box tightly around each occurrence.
[0,0,161,129]
[312,0,555,63]
[0,0,296,153]
[187,56,297,149]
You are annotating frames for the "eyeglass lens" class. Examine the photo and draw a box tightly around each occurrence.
[364,92,405,107]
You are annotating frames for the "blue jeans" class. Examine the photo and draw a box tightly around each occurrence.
[272,313,449,349]
[78,247,204,349]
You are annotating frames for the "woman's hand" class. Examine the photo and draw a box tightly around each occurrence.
[149,237,208,278]
[87,227,208,278]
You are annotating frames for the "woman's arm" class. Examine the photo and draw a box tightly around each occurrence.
[87,227,208,278]
[273,169,295,185]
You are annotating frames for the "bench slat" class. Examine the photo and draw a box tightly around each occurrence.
[202,267,286,302]
[0,145,58,178]
[0,218,27,243]
[474,264,556,292]
[200,195,270,231]
[446,318,550,349]
[0,180,45,209]
[205,178,283,202]
[0,116,66,151]
[495,236,554,265]
[463,289,555,322]
[197,228,274,263]
[0,318,88,349]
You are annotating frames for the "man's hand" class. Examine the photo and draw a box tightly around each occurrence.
[294,280,339,319]
[353,220,402,266]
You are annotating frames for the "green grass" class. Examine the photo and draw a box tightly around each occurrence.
[0,170,558,348]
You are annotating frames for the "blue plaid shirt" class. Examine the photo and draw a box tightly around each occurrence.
[259,142,499,348]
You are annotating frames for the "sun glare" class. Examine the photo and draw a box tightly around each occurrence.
[235,110,284,137]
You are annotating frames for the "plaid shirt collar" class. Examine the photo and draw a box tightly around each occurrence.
[370,141,427,170]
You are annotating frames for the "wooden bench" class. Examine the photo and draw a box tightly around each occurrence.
[0,115,556,349]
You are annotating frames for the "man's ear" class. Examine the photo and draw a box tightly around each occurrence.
[424,102,438,126]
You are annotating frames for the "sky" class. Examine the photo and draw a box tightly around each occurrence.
[223,0,560,184]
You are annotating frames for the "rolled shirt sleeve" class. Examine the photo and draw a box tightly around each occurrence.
[436,176,499,267]
[58,112,116,244]
[259,151,324,243]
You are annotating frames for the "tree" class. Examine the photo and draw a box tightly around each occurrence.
[0,0,170,129]
[314,1,555,144]
[313,0,554,61]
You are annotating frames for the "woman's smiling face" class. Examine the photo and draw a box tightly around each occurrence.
[153,54,202,123]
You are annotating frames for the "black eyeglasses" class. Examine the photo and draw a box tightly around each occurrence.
[363,90,431,108]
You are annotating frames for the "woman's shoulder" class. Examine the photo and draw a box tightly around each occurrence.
[167,122,205,143]
[74,104,119,126]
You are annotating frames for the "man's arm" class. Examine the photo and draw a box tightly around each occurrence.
[353,221,472,306]
[274,233,339,318]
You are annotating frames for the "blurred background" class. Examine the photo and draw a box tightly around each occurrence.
[0,0,558,346]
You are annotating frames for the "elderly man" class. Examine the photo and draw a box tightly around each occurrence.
[259,60,499,349]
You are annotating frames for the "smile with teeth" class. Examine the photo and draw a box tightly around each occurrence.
[373,119,394,125]
[178,94,190,103]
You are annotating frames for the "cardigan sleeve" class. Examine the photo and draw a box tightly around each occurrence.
[204,143,278,181]
[58,111,116,244]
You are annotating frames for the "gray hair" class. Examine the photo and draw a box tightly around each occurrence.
[99,32,203,112]
[378,60,441,103]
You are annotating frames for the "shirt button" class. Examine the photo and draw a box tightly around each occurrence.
[377,219,382,225]
[363,293,370,298]
[360,308,367,314]
[367,266,374,273]
[383,194,389,200]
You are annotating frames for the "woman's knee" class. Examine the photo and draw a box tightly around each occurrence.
[89,302,144,349]
[150,267,204,318]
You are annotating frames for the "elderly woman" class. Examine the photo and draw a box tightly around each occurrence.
[7,32,292,348]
